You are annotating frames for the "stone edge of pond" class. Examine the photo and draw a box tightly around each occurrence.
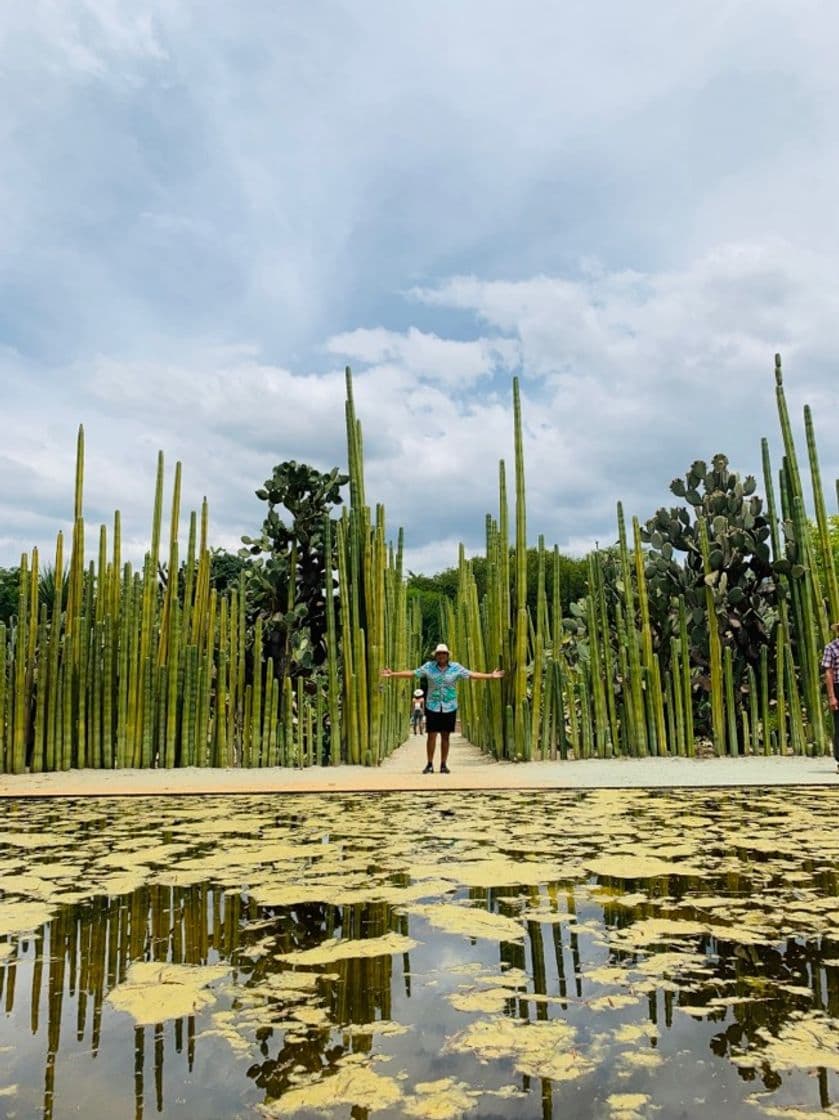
[1,755,838,797]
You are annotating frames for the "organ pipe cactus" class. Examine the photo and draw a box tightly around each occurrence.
[1,351,837,772]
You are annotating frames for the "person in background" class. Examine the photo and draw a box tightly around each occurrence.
[410,689,425,735]
[821,623,839,773]
[381,643,503,774]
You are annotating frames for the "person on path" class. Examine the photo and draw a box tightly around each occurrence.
[380,643,503,774]
[821,624,839,772]
[410,689,426,735]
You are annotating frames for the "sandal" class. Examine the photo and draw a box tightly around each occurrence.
[422,763,434,774]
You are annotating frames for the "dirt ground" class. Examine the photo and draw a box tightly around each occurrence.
[1,732,838,797]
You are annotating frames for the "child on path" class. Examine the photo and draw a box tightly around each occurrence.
[410,689,425,735]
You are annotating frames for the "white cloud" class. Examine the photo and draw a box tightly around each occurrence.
[1,1,167,78]
[4,236,837,577]
[5,239,839,576]
[402,537,480,578]
[326,327,519,387]
[4,4,839,575]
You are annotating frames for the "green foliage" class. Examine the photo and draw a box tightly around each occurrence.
[38,566,69,616]
[807,515,839,601]
[561,546,621,646]
[209,548,251,593]
[408,549,587,651]
[406,588,446,650]
[241,461,349,682]
[0,567,19,625]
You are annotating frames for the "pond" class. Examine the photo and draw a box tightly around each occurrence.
[0,789,838,1119]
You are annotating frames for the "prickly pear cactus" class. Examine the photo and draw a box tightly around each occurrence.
[640,453,778,674]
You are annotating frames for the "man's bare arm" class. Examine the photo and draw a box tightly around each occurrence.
[825,668,837,709]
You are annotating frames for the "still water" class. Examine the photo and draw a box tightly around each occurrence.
[0,789,838,1119]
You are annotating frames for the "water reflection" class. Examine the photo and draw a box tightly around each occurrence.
[0,790,837,1118]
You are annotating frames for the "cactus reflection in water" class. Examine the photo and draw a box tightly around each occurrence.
[1,791,839,1118]
[1,882,399,1120]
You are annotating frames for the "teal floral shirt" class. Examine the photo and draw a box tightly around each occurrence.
[415,661,471,713]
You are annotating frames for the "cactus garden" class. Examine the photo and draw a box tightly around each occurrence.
[1,354,838,774]
[2,355,839,1119]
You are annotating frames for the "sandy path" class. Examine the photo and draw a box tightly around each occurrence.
[1,732,838,796]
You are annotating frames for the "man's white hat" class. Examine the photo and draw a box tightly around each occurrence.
[434,643,450,654]
[413,688,424,697]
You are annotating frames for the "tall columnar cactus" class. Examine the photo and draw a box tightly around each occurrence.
[5,350,839,772]
[617,503,647,756]
[774,354,829,753]
[804,405,839,623]
[337,368,412,765]
[512,377,529,759]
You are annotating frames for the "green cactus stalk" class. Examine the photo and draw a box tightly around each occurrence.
[805,405,839,623]
[77,605,89,769]
[677,597,695,757]
[11,559,29,774]
[102,614,114,769]
[282,678,293,766]
[747,665,760,753]
[578,662,593,759]
[551,658,568,759]
[214,598,229,767]
[512,377,529,760]
[593,552,619,755]
[585,554,609,756]
[617,504,647,756]
[723,646,737,756]
[31,607,48,773]
[164,601,180,768]
[669,635,685,755]
[775,614,788,755]
[633,517,665,755]
[698,518,725,755]
[775,355,828,753]
[759,644,771,756]
[664,668,676,757]
[142,651,155,768]
[323,514,342,765]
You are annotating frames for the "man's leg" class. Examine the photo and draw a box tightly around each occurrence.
[833,709,839,764]
[440,732,451,769]
[426,732,437,767]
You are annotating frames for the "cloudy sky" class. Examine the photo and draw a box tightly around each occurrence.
[2,1,839,574]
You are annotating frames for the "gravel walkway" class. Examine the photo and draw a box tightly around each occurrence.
[1,732,838,797]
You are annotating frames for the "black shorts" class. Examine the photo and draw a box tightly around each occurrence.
[425,708,456,733]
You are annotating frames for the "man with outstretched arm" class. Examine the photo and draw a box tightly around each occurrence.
[380,643,503,774]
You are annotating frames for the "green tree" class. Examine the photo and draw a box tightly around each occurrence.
[0,563,70,627]
[209,548,251,594]
[0,566,19,625]
[241,461,349,683]
[408,548,588,652]
[38,565,69,617]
